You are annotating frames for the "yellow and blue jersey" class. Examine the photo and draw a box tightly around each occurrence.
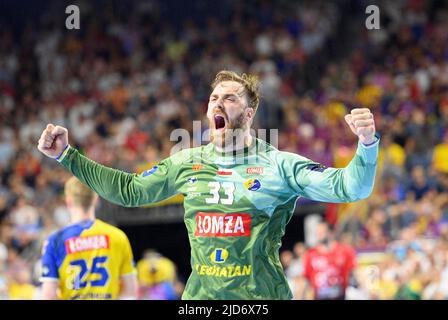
[40,219,136,300]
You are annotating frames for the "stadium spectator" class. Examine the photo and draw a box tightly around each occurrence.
[302,221,357,300]
[136,249,182,300]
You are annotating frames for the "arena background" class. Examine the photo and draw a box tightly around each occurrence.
[0,0,447,299]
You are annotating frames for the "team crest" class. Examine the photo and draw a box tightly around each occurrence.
[244,178,261,191]
[217,168,233,176]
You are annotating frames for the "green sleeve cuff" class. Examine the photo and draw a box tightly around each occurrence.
[57,145,75,164]
[360,132,381,148]
[356,136,379,165]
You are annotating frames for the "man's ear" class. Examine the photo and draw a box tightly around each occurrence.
[246,107,254,121]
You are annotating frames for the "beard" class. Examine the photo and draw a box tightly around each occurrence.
[209,112,247,150]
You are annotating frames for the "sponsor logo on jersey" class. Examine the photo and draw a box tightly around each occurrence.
[305,163,328,172]
[217,168,233,176]
[195,213,251,237]
[186,192,201,199]
[195,264,252,277]
[187,177,198,184]
[211,248,229,263]
[192,164,203,171]
[142,165,158,177]
[244,178,261,191]
[246,167,264,175]
[65,235,110,254]
[186,185,199,199]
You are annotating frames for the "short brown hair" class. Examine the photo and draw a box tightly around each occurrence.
[211,70,261,111]
[64,176,98,211]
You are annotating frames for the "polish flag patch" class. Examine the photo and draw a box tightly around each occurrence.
[217,169,233,176]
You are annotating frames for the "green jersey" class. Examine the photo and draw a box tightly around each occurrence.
[57,137,379,299]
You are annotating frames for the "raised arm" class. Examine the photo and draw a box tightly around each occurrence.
[278,108,380,203]
[37,124,178,207]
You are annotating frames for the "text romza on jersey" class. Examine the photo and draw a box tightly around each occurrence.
[37,70,380,299]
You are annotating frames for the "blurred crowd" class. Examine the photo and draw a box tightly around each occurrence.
[282,221,448,300]
[0,0,447,299]
[279,0,448,300]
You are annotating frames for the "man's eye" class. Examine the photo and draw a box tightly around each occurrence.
[226,97,235,102]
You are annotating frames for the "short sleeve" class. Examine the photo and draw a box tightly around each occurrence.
[40,238,59,281]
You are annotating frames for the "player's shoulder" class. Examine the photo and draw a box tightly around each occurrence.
[331,242,356,256]
[50,220,93,240]
[254,138,308,162]
[44,220,96,251]
[263,144,312,171]
[275,149,312,164]
[303,246,318,257]
[166,145,209,166]
[302,248,316,264]
[93,219,130,242]
[335,242,356,254]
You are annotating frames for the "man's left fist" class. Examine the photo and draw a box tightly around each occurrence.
[344,108,376,145]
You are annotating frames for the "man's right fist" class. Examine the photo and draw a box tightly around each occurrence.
[37,124,69,159]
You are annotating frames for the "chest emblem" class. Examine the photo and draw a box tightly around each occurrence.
[244,178,261,191]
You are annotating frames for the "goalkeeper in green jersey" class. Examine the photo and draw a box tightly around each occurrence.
[37,70,379,300]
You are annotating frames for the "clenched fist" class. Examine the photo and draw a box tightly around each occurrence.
[344,108,376,145]
[37,124,69,159]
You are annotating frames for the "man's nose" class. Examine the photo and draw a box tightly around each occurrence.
[214,98,224,111]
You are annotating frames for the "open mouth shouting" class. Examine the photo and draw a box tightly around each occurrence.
[214,114,227,132]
